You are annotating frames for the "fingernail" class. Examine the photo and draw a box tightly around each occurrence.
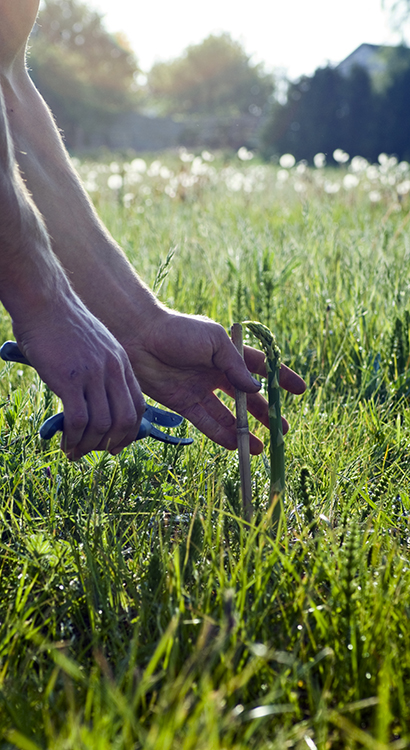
[251,376,261,389]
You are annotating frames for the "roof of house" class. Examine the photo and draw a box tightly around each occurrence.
[336,43,389,77]
[336,42,410,78]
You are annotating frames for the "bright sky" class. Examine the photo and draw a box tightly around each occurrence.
[89,0,408,79]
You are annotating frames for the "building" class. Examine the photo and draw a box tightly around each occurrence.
[336,42,410,79]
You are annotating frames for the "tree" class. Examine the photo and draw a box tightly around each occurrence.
[259,65,381,163]
[147,33,274,118]
[28,0,140,149]
[383,0,410,30]
[379,53,410,160]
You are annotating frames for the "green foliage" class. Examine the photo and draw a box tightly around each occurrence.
[261,66,381,163]
[28,0,140,149]
[260,49,410,163]
[147,33,274,117]
[2,154,410,746]
[379,48,410,160]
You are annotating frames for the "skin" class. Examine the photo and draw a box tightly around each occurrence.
[0,0,306,459]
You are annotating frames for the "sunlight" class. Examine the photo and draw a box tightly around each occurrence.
[88,0,406,80]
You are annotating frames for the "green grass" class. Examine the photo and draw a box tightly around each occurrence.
[1,152,410,748]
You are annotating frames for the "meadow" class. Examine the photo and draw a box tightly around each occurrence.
[0,147,410,749]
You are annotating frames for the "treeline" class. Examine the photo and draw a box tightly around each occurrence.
[29,0,274,151]
[261,47,410,163]
[30,0,410,160]
[29,0,140,149]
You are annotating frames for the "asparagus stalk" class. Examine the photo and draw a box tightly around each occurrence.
[244,321,285,524]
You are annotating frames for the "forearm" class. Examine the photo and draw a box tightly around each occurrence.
[2,67,163,345]
[0,76,146,459]
[0,82,71,326]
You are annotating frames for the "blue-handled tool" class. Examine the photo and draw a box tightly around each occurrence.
[1,341,193,446]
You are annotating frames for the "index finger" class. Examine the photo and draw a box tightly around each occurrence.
[243,345,306,395]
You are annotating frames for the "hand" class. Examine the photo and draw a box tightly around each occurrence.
[124,309,306,455]
[13,293,145,459]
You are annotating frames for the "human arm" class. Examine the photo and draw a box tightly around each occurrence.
[1,4,305,455]
[0,78,145,458]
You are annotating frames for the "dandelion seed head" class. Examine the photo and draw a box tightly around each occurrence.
[130,158,147,173]
[84,179,98,193]
[277,169,289,183]
[179,148,194,162]
[107,174,123,190]
[350,156,368,173]
[279,153,296,168]
[369,190,382,202]
[343,174,359,190]
[226,172,245,191]
[324,181,340,194]
[159,166,173,179]
[123,192,134,207]
[237,146,254,161]
[201,150,215,162]
[397,180,410,195]
[367,166,379,181]
[313,152,326,168]
[147,160,162,177]
[296,161,308,174]
[333,149,349,164]
[191,157,209,176]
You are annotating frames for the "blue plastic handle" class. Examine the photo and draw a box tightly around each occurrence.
[40,412,152,441]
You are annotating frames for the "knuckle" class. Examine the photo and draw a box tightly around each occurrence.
[121,413,138,432]
[69,412,88,432]
[94,418,112,436]
[213,321,227,340]
[105,354,124,378]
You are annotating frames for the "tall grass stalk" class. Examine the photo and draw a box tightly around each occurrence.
[231,323,253,522]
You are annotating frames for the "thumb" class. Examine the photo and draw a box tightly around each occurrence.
[213,336,261,394]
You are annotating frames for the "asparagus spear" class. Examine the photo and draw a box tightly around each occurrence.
[244,321,285,524]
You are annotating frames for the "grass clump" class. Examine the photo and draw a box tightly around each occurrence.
[1,153,410,747]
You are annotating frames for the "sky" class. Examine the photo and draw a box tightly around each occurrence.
[88,0,408,80]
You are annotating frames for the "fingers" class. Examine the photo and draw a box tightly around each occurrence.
[182,393,264,455]
[61,361,145,460]
[212,332,262,394]
[243,345,268,379]
[214,332,306,398]
[60,394,90,458]
[279,363,306,395]
[243,345,306,395]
